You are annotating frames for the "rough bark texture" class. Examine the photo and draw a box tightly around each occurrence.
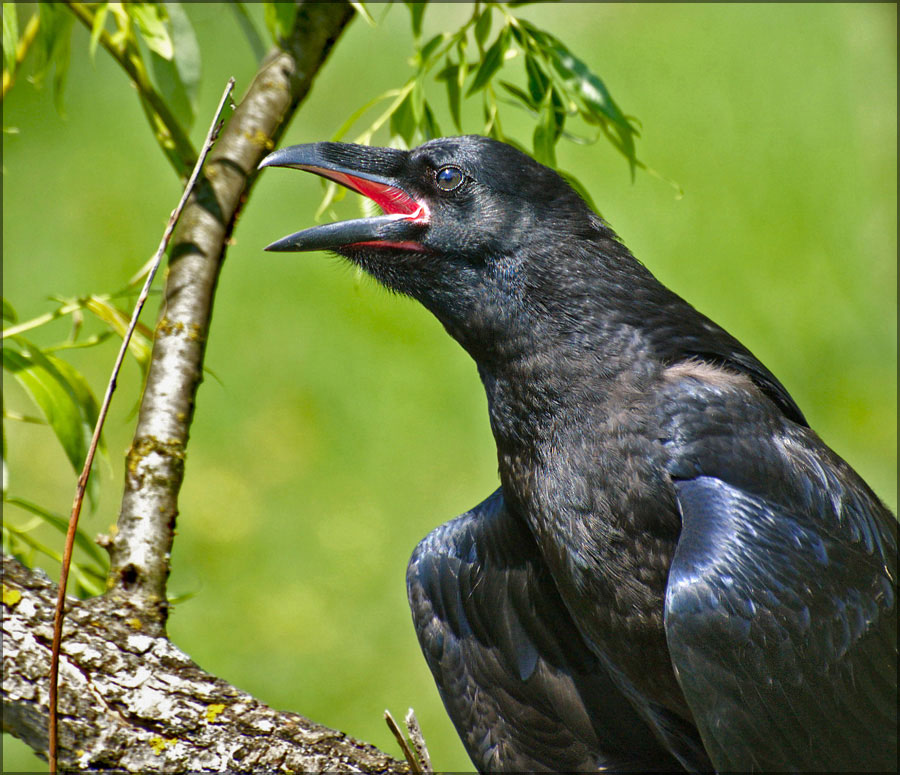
[107,0,356,632]
[2,555,407,773]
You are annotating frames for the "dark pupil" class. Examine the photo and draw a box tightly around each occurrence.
[436,166,463,191]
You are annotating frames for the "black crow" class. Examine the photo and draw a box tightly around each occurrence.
[259,136,897,773]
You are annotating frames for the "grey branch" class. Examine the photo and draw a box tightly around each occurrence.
[106,1,355,632]
[2,554,408,773]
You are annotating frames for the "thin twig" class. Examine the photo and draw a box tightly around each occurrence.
[2,301,86,339]
[47,76,236,775]
[384,709,422,775]
[404,708,433,773]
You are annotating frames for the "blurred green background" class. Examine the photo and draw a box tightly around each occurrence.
[2,3,896,772]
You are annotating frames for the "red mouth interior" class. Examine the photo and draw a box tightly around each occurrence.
[309,167,428,222]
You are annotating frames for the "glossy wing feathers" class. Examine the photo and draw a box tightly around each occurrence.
[661,373,897,772]
[407,490,688,773]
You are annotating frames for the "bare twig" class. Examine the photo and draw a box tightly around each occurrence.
[385,709,421,775]
[1,300,86,340]
[384,708,432,774]
[47,76,236,775]
[404,708,433,773]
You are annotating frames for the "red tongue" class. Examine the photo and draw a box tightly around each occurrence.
[317,169,425,220]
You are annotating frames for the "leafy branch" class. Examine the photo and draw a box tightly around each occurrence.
[3,3,203,175]
[2,293,153,500]
[2,496,107,597]
[317,2,643,217]
[2,294,153,649]
[62,2,198,177]
[1,4,40,98]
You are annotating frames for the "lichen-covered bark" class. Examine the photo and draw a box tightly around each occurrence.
[2,555,407,773]
[2,3,412,770]
[107,0,355,632]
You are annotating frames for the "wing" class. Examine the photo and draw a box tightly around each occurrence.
[407,489,689,773]
[660,370,898,772]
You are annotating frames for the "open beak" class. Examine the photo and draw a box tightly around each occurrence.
[258,142,430,252]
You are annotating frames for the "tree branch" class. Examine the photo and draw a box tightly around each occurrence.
[48,78,236,773]
[64,1,199,178]
[105,1,356,633]
[2,555,407,773]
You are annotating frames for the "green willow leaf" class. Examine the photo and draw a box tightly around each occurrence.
[129,2,174,60]
[2,3,18,75]
[466,26,510,96]
[390,90,416,147]
[483,92,504,140]
[508,19,526,49]
[262,2,299,44]
[532,122,555,167]
[165,2,201,118]
[50,27,72,117]
[82,295,153,375]
[2,346,88,476]
[4,495,107,567]
[88,4,109,61]
[456,36,469,89]
[437,60,462,130]
[44,354,105,461]
[4,342,104,506]
[549,44,628,127]
[350,2,376,28]
[422,100,441,140]
[549,85,565,141]
[524,53,549,105]
[531,76,564,167]
[411,78,425,127]
[33,3,74,115]
[474,6,492,50]
[418,32,445,66]
[498,80,537,112]
[1,297,16,323]
[404,2,426,38]
[149,51,192,129]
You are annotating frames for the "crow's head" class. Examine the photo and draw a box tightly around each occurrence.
[259,136,613,364]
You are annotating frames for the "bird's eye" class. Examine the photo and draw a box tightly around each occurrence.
[435,166,465,192]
